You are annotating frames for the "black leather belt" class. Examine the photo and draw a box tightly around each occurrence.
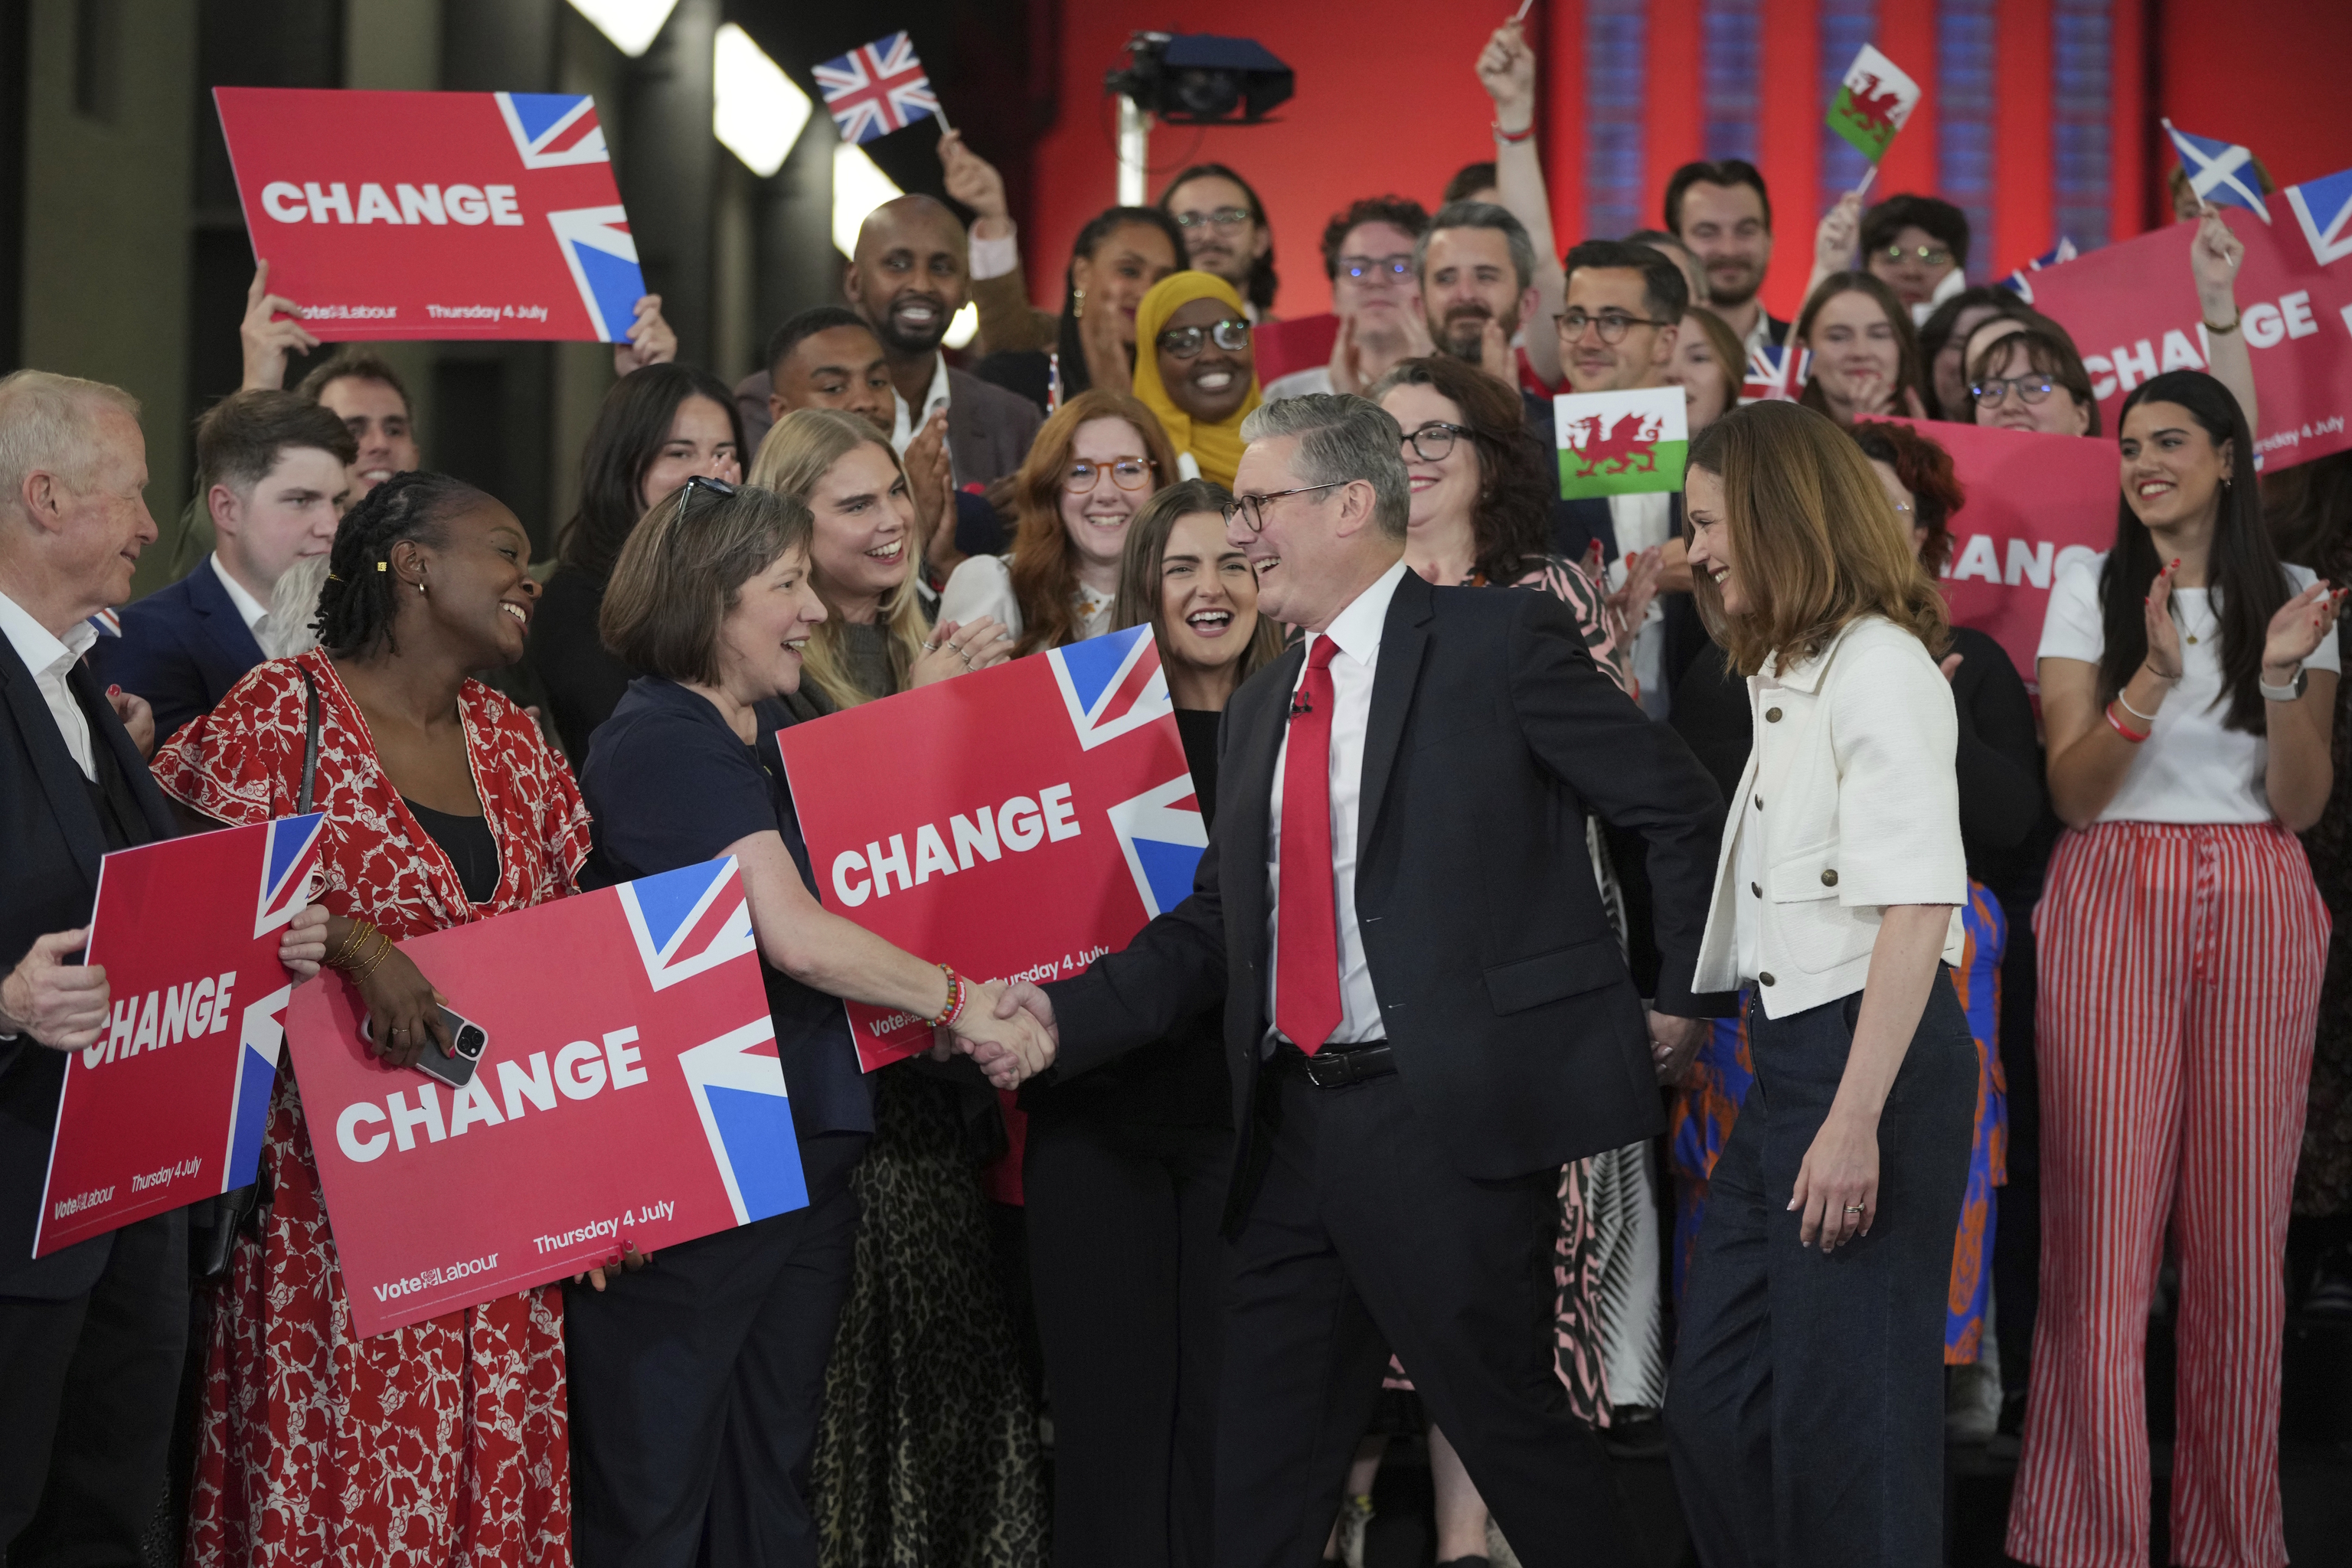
[1275,1040,1395,1089]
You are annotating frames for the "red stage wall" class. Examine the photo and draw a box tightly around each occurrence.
[1021,0,2352,325]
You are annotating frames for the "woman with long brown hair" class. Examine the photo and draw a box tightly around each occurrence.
[1666,399,1977,1566]
[937,389,1181,655]
[1795,271,1929,426]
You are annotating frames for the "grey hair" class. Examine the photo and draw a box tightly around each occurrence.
[267,550,332,658]
[1238,394,1410,541]
[1412,201,1537,294]
[0,370,142,509]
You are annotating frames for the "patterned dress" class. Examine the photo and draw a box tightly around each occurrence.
[1668,881,2010,1364]
[153,651,592,1568]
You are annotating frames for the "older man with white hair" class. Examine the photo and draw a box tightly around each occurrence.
[0,369,322,1563]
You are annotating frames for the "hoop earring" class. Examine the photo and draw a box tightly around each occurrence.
[1073,288,1085,319]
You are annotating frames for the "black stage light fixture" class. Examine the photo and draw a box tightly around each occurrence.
[1106,32,1295,126]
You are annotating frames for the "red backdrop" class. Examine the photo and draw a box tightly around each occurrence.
[1021,0,2352,325]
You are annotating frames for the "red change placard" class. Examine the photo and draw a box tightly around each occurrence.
[779,625,1204,1071]
[1890,418,2121,690]
[37,815,322,1256]
[2024,202,2352,471]
[284,858,799,1338]
[213,87,644,343]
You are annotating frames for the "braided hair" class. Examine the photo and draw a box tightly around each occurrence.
[314,471,493,658]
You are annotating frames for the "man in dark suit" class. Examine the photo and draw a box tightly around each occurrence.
[843,194,1044,492]
[93,389,353,743]
[985,394,1731,1566]
[0,370,203,1563]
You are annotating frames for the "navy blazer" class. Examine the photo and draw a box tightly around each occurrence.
[92,557,266,745]
[0,630,179,1298]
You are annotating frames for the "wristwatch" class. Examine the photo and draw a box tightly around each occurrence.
[2259,665,2308,702]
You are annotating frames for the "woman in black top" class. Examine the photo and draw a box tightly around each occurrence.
[529,363,743,759]
[567,479,1053,1568]
[1020,479,1279,1568]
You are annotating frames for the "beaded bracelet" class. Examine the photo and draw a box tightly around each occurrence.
[2104,701,2150,743]
[929,964,968,1030]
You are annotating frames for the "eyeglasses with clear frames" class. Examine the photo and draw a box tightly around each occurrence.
[1174,206,1253,230]
[1222,480,1348,535]
[1065,458,1157,493]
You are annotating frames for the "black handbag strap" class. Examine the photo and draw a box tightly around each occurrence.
[297,668,322,815]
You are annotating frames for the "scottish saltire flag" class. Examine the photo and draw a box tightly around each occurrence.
[1556,387,1687,500]
[1996,237,2079,303]
[2285,165,2352,267]
[2164,120,2270,223]
[1740,341,1811,404]
[1827,44,1921,164]
[814,32,941,145]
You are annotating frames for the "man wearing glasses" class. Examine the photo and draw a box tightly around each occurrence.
[1160,165,1281,320]
[1554,238,1695,717]
[1263,198,1434,402]
[975,392,1729,1568]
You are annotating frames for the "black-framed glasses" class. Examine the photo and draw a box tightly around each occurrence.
[1878,243,1955,268]
[1222,480,1348,535]
[678,475,738,518]
[1401,422,1472,462]
[1157,318,1252,358]
[1554,309,1669,344]
[1174,206,1253,230]
[1340,254,1415,283]
[1065,457,1158,493]
[1971,374,2057,408]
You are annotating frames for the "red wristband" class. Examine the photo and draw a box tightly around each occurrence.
[2104,702,2150,743]
[1492,120,1535,145]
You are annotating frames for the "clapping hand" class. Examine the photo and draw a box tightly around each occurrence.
[2262,578,2346,681]
[949,979,1057,1089]
[613,295,678,375]
[240,261,321,391]
[2143,557,2186,681]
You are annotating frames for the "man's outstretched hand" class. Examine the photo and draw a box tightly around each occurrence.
[946,979,1059,1090]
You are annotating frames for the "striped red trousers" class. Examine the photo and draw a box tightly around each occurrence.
[2007,822,2329,1568]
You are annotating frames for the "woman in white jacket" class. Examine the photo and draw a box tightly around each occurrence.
[1663,399,1976,1567]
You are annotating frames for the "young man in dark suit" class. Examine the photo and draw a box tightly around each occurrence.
[982,394,1733,1567]
[94,390,353,743]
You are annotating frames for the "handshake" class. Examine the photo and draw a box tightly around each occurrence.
[936,979,1060,1092]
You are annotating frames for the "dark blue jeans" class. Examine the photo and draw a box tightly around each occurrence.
[1665,977,1975,1567]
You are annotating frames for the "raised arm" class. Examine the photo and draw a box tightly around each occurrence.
[1478,22,1563,390]
[2189,208,2258,435]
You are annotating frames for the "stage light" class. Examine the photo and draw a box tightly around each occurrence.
[712,24,812,178]
[566,0,680,57]
[832,142,902,258]
[1106,33,1294,127]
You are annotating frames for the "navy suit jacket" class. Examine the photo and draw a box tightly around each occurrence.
[0,632,179,1298]
[93,558,266,745]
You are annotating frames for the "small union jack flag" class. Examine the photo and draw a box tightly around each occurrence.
[814,32,941,146]
[1740,341,1811,404]
[1996,237,2079,303]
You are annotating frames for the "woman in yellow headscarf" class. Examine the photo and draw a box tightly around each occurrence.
[1129,271,1263,488]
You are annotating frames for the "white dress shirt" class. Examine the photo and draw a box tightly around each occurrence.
[0,586,100,780]
[889,353,953,457]
[208,553,276,654]
[1263,557,1409,1049]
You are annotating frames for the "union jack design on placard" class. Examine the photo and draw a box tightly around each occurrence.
[2285,165,2352,268]
[1997,237,2079,303]
[678,1018,806,1226]
[495,92,611,168]
[252,812,323,939]
[1047,625,1174,752]
[1107,774,1208,920]
[1740,342,1811,404]
[618,858,759,993]
[813,32,942,146]
[222,982,292,1201]
[547,204,645,345]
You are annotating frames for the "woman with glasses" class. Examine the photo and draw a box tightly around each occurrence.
[938,390,1181,654]
[1795,272,1929,427]
[1132,272,1263,488]
[1968,327,2102,438]
[1918,288,2035,421]
[1861,194,1972,318]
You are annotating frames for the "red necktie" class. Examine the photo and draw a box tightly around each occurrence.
[1276,637,1344,1053]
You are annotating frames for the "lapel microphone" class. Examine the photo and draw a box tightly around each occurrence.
[1289,691,1313,718]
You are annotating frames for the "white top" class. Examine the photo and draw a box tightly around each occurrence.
[1262,365,1335,403]
[2036,554,2339,825]
[0,586,100,780]
[1264,557,1409,1049]
[1608,490,1675,718]
[1694,616,1968,1018]
[889,353,952,457]
[208,552,276,653]
[936,554,1113,645]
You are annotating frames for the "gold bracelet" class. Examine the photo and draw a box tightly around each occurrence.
[325,918,372,972]
[352,929,394,983]
[2203,315,2240,335]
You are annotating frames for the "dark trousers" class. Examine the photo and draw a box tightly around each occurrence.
[1665,980,1976,1567]
[1024,1112,1227,1568]
[0,1210,188,1566]
[1217,1067,1640,1568]
[565,1132,867,1568]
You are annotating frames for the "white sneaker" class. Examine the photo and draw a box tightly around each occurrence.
[1945,1361,2001,1444]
